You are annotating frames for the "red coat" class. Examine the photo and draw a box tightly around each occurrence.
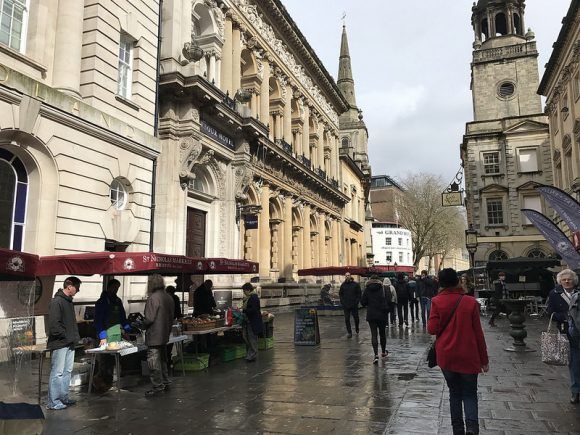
[427,288,488,374]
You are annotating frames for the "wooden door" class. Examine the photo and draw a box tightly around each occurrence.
[186,208,207,306]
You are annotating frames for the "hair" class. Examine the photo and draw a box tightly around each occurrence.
[204,279,213,288]
[166,285,176,294]
[438,268,459,288]
[369,274,379,280]
[556,269,578,286]
[107,278,121,290]
[147,274,165,294]
[241,282,254,292]
[63,276,81,288]
[421,270,428,275]
[498,271,506,277]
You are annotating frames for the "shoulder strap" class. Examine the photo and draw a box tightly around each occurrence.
[437,295,464,338]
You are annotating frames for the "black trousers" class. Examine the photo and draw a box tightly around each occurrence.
[409,298,419,322]
[388,305,397,325]
[489,299,510,324]
[397,299,409,325]
[343,307,359,334]
[368,320,387,355]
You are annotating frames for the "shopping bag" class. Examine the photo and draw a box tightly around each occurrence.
[541,314,570,366]
[427,341,437,368]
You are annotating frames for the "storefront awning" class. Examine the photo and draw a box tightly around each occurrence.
[298,266,368,276]
[0,248,40,281]
[200,258,259,275]
[486,257,560,271]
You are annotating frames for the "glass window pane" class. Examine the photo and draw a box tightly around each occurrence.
[12,224,22,250]
[14,181,27,223]
[518,149,538,172]
[0,159,15,249]
[12,157,26,182]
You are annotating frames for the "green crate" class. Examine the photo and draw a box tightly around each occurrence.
[258,337,274,350]
[173,354,209,371]
[219,344,246,362]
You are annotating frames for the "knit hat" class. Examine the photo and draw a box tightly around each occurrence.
[438,268,459,288]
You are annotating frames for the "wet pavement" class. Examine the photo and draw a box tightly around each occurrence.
[7,310,580,434]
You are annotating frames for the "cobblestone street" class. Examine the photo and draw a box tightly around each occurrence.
[35,311,580,434]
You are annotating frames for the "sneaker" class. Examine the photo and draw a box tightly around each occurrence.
[355,329,359,334]
[46,403,67,410]
[62,399,76,406]
[347,333,352,338]
[373,356,379,364]
[145,389,164,397]
[381,351,388,358]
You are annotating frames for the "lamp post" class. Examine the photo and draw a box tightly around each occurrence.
[465,225,478,292]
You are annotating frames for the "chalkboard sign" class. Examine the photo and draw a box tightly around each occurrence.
[294,308,320,346]
[10,317,35,347]
[214,290,232,310]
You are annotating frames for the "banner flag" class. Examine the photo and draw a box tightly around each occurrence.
[536,185,580,233]
[521,209,580,270]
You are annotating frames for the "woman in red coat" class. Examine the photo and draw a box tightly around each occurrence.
[428,268,489,435]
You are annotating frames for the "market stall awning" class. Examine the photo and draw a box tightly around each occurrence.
[200,258,259,275]
[297,266,368,276]
[486,257,560,271]
[0,248,40,281]
[368,265,415,275]
[37,252,198,276]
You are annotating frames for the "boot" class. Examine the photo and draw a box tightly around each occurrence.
[466,420,479,435]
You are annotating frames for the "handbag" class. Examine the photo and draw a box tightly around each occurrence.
[427,295,464,368]
[541,314,570,366]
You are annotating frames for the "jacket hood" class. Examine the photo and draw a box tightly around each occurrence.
[383,278,391,286]
[55,288,73,302]
[366,279,383,290]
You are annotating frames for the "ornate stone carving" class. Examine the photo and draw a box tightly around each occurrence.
[232,0,339,125]
[233,163,253,200]
[179,137,215,189]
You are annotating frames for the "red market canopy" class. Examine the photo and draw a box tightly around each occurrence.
[38,252,198,276]
[201,258,259,275]
[368,265,415,275]
[297,266,368,277]
[0,248,40,281]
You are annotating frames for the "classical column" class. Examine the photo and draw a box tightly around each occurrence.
[208,53,217,83]
[52,0,84,97]
[284,85,292,144]
[333,135,340,182]
[330,219,339,266]
[284,196,293,280]
[318,128,325,171]
[318,216,326,267]
[232,24,242,94]
[259,184,271,279]
[260,60,270,123]
[215,54,221,86]
[302,104,310,160]
[221,14,233,94]
[302,205,312,270]
[294,128,302,155]
[351,240,357,266]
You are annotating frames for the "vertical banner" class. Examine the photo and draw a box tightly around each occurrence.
[521,209,580,269]
[536,185,580,233]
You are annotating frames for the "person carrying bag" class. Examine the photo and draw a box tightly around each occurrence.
[541,314,570,366]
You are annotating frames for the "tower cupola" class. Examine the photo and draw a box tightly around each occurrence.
[472,0,528,48]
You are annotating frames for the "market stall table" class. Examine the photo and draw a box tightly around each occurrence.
[182,326,240,362]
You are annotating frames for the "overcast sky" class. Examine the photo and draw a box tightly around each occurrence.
[281,0,570,184]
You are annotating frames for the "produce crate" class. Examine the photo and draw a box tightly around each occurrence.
[172,354,209,371]
[258,337,274,350]
[218,344,246,362]
[181,320,217,332]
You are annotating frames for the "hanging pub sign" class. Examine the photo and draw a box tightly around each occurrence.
[244,214,259,230]
[201,120,235,150]
[441,191,463,207]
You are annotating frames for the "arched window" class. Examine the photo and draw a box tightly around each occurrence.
[495,13,507,36]
[513,14,522,35]
[527,249,546,259]
[0,149,28,250]
[341,137,350,148]
[481,18,489,41]
[489,250,508,261]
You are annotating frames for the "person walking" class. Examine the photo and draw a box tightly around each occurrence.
[488,271,510,327]
[407,276,419,323]
[143,274,174,397]
[242,283,262,362]
[339,272,362,338]
[383,277,397,326]
[417,270,436,327]
[394,273,410,327]
[46,276,82,410]
[361,275,390,364]
[547,269,579,404]
[460,274,475,297]
[428,268,488,435]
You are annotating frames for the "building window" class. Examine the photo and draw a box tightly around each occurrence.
[398,238,402,246]
[0,148,28,250]
[110,179,128,210]
[0,0,28,53]
[498,81,515,99]
[527,249,546,259]
[562,93,570,120]
[486,198,504,225]
[407,253,411,263]
[385,237,391,246]
[483,152,500,175]
[522,195,541,225]
[117,34,133,99]
[489,250,508,261]
[386,252,392,263]
[398,252,403,263]
[517,148,539,173]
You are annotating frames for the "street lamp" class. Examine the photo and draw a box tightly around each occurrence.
[465,225,478,291]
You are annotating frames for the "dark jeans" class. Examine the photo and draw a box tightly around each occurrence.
[489,300,510,324]
[147,345,169,391]
[368,320,386,356]
[442,370,479,435]
[409,298,419,322]
[571,343,580,394]
[397,299,409,325]
[343,307,359,334]
[420,297,432,326]
[388,305,397,325]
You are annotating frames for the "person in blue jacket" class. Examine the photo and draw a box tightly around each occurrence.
[242,283,262,362]
[93,279,131,392]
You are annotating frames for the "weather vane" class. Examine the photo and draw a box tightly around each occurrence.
[341,12,346,26]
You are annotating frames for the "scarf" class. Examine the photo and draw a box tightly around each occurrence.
[242,290,257,310]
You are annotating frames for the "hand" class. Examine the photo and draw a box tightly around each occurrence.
[481,364,489,373]
[99,339,107,347]
[122,332,130,341]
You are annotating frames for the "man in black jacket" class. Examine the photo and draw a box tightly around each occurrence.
[395,273,410,327]
[489,271,510,327]
[47,276,81,410]
[417,270,436,326]
[339,273,362,338]
[193,280,216,316]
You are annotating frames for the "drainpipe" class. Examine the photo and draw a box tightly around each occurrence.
[150,0,162,252]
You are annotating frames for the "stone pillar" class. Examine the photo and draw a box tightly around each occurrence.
[259,184,271,280]
[318,128,325,171]
[260,61,270,123]
[302,205,311,270]
[331,220,339,266]
[221,15,233,94]
[318,216,326,267]
[283,196,293,280]
[302,104,310,160]
[275,113,283,140]
[333,135,340,182]
[232,24,242,95]
[350,240,357,266]
[208,54,217,83]
[284,86,292,144]
[215,55,221,87]
[52,0,84,97]
[294,129,302,155]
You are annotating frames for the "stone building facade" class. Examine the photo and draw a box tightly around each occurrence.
[460,0,554,266]
[538,0,580,238]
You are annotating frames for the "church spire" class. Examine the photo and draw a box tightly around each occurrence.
[338,24,357,108]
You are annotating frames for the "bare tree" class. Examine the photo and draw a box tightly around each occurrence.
[396,173,466,268]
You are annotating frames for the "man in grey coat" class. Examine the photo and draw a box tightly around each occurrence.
[143,274,174,397]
